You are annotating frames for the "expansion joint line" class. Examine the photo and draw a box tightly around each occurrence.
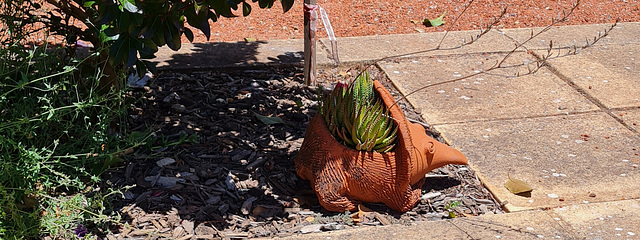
[528,51,640,135]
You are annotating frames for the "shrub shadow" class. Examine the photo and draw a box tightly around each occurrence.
[150,41,304,71]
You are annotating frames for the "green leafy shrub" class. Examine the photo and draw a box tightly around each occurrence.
[320,71,398,153]
[0,39,126,238]
[1,0,295,87]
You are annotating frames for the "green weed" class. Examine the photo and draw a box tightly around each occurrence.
[0,37,128,238]
[444,200,462,218]
[311,211,354,225]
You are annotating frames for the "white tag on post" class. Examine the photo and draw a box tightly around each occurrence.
[304,3,339,65]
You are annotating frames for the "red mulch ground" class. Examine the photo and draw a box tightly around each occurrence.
[28,0,639,45]
[199,0,637,42]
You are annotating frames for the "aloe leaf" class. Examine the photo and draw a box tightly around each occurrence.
[332,100,340,130]
[371,116,386,143]
[319,70,398,152]
[382,126,399,145]
[335,126,347,143]
[375,112,394,143]
[342,107,355,139]
[340,128,355,146]
[356,105,372,138]
[374,128,397,150]
[366,139,377,151]
[328,105,337,131]
[366,112,383,142]
[351,108,362,146]
[377,105,390,129]
[355,104,367,135]
[336,104,344,128]
[376,123,393,145]
[364,72,373,101]
[377,129,396,151]
[375,118,388,140]
[355,71,373,104]
[355,141,365,151]
[352,78,361,105]
[360,118,375,147]
[369,103,385,136]
[374,136,394,151]
[375,143,396,153]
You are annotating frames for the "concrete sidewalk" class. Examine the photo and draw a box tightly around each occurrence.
[152,22,640,239]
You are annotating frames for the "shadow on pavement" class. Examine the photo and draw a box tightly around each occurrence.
[153,41,304,71]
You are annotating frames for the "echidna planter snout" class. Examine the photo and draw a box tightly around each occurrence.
[407,121,468,185]
[294,80,468,212]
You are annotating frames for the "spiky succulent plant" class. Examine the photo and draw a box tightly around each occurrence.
[320,71,398,153]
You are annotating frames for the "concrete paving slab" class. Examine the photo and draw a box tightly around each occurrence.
[273,210,574,240]
[151,39,331,70]
[501,22,640,50]
[380,52,598,125]
[541,44,640,109]
[554,199,640,239]
[614,108,640,133]
[436,112,640,212]
[321,29,515,65]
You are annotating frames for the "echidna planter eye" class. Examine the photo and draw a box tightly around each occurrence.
[295,80,468,212]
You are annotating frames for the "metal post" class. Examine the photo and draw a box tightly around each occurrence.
[303,0,316,86]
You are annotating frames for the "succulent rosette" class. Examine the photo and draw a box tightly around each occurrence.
[320,71,398,152]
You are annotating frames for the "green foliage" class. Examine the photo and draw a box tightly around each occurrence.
[320,71,398,153]
[0,38,127,238]
[152,131,199,150]
[0,2,202,237]
[0,45,122,190]
[1,0,295,79]
[97,0,293,75]
[311,211,354,225]
[39,188,123,240]
[0,185,124,239]
[444,200,462,218]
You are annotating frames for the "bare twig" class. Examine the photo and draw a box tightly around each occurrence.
[346,1,508,86]
[436,0,482,49]
[382,0,617,110]
[320,0,617,129]
[494,0,582,69]
[478,21,617,79]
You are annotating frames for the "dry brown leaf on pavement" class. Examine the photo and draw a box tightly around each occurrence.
[505,171,533,196]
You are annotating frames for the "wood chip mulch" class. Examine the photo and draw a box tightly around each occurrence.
[102,66,502,239]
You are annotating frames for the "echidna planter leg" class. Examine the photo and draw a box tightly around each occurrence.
[314,159,359,211]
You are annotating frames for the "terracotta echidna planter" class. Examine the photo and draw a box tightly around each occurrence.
[294,80,468,212]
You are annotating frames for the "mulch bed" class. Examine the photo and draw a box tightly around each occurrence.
[102,66,502,239]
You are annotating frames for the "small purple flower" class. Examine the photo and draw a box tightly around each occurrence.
[75,223,89,238]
